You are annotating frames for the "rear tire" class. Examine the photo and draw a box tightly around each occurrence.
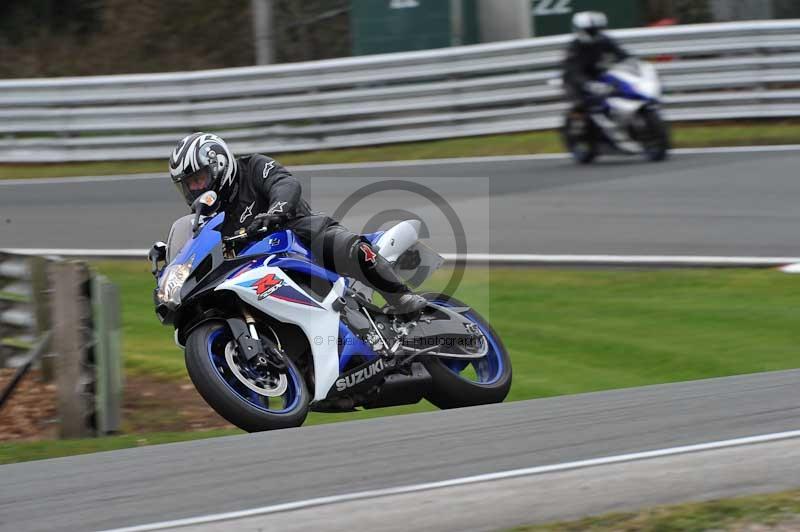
[420,293,512,409]
[185,321,309,432]
[639,108,670,162]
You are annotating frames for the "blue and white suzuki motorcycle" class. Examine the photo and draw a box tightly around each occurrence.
[150,192,511,432]
[562,58,670,164]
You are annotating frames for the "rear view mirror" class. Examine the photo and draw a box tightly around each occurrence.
[192,191,218,215]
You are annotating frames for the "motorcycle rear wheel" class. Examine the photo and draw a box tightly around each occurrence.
[420,293,512,409]
[638,107,670,162]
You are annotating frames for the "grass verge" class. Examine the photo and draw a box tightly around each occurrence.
[0,430,236,465]
[96,261,800,392]
[3,120,800,180]
[2,262,798,464]
[511,489,800,532]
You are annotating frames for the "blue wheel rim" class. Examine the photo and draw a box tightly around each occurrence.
[432,300,504,385]
[207,328,302,414]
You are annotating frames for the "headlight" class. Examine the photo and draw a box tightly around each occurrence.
[157,263,191,307]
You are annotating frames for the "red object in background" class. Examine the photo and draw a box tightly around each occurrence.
[648,18,679,62]
[650,18,678,27]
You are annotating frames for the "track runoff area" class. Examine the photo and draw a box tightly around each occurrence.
[3,144,800,269]
[2,145,800,531]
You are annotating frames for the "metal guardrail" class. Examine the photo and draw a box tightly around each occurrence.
[0,253,41,368]
[0,254,122,438]
[2,20,800,162]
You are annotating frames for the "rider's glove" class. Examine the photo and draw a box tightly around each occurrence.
[584,80,614,96]
[246,213,286,237]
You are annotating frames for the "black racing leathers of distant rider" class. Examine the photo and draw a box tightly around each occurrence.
[219,154,425,312]
[562,34,630,108]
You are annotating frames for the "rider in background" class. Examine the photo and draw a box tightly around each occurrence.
[167,132,427,314]
[562,11,630,112]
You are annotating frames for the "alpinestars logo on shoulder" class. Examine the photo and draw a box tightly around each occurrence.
[263,160,276,179]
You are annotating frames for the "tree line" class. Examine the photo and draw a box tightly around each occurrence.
[0,0,350,78]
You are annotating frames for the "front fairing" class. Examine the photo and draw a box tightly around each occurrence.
[155,213,226,323]
[155,215,318,325]
[601,60,662,102]
[167,212,225,271]
[216,261,349,401]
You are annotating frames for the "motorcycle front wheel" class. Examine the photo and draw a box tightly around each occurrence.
[185,320,310,432]
[420,293,512,409]
[563,112,598,164]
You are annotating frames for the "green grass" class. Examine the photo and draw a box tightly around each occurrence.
[0,430,237,465]
[4,262,798,464]
[95,261,800,397]
[511,489,800,531]
[4,121,800,180]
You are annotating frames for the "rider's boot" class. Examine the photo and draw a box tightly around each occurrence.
[383,292,428,315]
[349,240,427,315]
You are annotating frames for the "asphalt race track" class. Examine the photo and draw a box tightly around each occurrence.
[1,370,799,532]
[2,148,800,256]
[2,148,800,530]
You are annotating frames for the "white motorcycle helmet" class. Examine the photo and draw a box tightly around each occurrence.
[572,11,608,43]
[168,132,238,207]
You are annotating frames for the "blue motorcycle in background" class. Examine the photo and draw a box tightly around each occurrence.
[561,58,671,164]
[149,192,512,432]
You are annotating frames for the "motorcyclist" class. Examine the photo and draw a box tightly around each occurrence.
[166,132,428,314]
[562,11,630,111]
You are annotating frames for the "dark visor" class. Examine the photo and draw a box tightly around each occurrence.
[175,167,213,205]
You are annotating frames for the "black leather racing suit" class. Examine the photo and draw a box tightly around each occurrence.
[220,154,413,301]
[562,34,630,109]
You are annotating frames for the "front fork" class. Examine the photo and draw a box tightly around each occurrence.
[226,312,288,376]
[226,314,263,363]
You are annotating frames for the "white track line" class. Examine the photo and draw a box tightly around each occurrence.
[101,429,800,532]
[4,249,800,267]
[0,172,163,186]
[3,145,800,186]
[440,253,800,266]
[672,144,800,155]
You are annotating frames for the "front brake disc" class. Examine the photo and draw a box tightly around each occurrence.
[225,341,288,397]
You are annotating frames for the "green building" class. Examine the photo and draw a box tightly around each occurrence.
[532,0,643,36]
[350,0,479,56]
[350,1,645,56]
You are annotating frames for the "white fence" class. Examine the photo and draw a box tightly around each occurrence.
[2,20,800,162]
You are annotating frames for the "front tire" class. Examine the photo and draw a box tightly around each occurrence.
[420,294,512,409]
[563,112,598,164]
[185,321,309,432]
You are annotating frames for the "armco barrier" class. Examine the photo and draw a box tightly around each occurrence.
[2,20,800,162]
[0,253,40,368]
